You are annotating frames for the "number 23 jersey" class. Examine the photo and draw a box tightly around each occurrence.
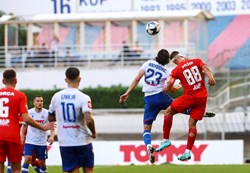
[141,60,170,95]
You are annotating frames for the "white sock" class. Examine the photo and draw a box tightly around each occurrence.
[162,139,169,142]
[147,144,152,149]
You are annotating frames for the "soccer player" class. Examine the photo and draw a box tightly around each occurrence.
[155,51,216,161]
[21,96,55,173]
[119,49,173,164]
[0,69,54,173]
[119,49,215,164]
[48,67,96,173]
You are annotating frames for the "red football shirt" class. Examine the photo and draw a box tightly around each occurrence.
[171,58,208,97]
[0,87,28,143]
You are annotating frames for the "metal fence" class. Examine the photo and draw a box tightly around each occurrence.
[0,43,199,69]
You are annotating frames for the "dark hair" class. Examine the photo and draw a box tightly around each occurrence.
[65,67,80,81]
[33,95,43,100]
[3,69,16,84]
[156,49,169,65]
[170,51,179,61]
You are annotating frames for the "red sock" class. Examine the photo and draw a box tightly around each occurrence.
[187,128,197,150]
[163,116,173,139]
[31,159,40,168]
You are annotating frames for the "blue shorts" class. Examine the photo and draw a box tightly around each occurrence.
[23,143,47,160]
[144,92,173,125]
[60,143,94,172]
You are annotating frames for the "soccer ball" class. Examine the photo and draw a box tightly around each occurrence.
[146,21,161,35]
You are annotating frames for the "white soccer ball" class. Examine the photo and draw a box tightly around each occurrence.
[146,21,161,35]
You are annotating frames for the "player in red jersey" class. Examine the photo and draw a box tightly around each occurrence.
[155,51,216,161]
[0,69,54,173]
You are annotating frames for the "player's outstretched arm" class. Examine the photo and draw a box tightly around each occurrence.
[119,69,144,103]
[22,113,54,131]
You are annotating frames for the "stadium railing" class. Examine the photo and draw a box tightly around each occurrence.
[207,77,250,110]
[0,42,198,69]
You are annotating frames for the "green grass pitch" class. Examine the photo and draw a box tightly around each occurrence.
[13,164,249,173]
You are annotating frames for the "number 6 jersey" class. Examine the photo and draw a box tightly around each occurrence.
[0,87,28,144]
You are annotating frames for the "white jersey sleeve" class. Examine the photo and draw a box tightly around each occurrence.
[48,88,93,147]
[140,60,170,95]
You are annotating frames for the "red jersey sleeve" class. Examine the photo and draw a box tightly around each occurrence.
[19,92,28,115]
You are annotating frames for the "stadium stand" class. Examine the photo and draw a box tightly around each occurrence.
[208,15,250,68]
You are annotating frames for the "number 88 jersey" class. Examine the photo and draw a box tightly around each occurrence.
[171,58,208,97]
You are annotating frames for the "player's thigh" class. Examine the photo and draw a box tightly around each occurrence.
[144,92,173,121]
[60,146,79,172]
[147,92,173,109]
[36,145,47,160]
[170,95,193,113]
[24,143,36,156]
[60,145,94,172]
[5,142,23,163]
[161,93,174,109]
[0,141,7,162]
[77,144,94,168]
[144,97,160,122]
[190,97,207,120]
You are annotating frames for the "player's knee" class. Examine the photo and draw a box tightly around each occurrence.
[24,156,32,164]
[164,108,173,116]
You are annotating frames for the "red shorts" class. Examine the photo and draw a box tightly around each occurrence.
[0,141,23,163]
[171,94,207,120]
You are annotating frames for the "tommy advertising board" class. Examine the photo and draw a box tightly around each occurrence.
[46,140,243,165]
